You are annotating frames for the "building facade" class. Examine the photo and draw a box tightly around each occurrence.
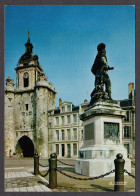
[120,82,135,158]
[5,37,56,157]
[48,100,88,158]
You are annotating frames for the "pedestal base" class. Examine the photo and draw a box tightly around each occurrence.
[75,145,131,177]
[76,100,131,177]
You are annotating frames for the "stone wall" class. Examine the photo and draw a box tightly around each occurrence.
[5,85,56,157]
[35,86,56,157]
[5,91,15,156]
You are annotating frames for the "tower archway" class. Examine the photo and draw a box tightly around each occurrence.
[16,136,34,157]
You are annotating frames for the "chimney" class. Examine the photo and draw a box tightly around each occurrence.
[128,82,134,99]
[59,98,62,109]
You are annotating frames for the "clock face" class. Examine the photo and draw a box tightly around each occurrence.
[24,72,29,78]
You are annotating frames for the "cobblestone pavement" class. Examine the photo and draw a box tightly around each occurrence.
[5,168,51,192]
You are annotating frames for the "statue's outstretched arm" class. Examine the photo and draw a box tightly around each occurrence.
[101,57,114,70]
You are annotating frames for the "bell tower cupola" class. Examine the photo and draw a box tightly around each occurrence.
[15,31,43,90]
[25,37,33,54]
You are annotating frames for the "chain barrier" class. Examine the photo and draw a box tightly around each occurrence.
[39,163,49,167]
[131,162,135,166]
[57,159,75,167]
[57,168,115,180]
[124,169,135,179]
[39,169,50,177]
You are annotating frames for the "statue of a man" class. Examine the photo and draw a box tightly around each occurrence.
[91,43,114,99]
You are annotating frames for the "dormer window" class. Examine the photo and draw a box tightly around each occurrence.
[67,105,71,112]
[62,106,65,113]
[23,72,29,87]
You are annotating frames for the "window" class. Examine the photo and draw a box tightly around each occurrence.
[124,111,130,122]
[73,143,77,155]
[67,144,71,157]
[67,115,70,124]
[62,106,65,112]
[124,126,131,138]
[73,114,77,123]
[67,129,71,140]
[129,111,132,121]
[56,131,59,140]
[25,104,28,111]
[73,128,77,140]
[61,144,65,156]
[61,130,65,140]
[67,105,71,112]
[23,72,29,87]
[81,130,83,140]
[61,116,64,124]
[56,117,59,125]
[56,144,59,155]
[56,130,59,141]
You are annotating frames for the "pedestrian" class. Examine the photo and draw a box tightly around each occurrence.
[21,152,23,158]
[16,150,19,158]
[9,149,11,158]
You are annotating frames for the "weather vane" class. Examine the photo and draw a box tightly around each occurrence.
[27,29,30,38]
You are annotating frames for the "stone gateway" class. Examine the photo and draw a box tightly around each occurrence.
[5,36,56,157]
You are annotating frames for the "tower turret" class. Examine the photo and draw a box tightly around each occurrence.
[25,37,33,54]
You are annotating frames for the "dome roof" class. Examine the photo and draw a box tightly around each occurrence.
[18,37,39,65]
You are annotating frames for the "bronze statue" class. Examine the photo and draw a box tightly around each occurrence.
[90,43,114,105]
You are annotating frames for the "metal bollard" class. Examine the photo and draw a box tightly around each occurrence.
[49,153,57,189]
[114,153,125,192]
[34,152,39,176]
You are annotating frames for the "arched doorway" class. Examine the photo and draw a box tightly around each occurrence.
[16,136,34,157]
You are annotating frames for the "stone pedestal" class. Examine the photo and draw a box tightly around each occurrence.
[75,100,131,177]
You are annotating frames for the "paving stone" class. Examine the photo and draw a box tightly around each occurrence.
[13,188,20,192]
[34,182,38,185]
[40,184,52,192]
[18,184,25,187]
[52,189,60,192]
[7,183,12,189]
[19,187,28,192]
[12,184,18,188]
[27,187,36,192]
[5,188,13,192]
[34,185,44,192]
[28,183,33,186]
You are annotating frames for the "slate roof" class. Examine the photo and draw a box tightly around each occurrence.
[54,108,60,114]
[53,105,79,115]
[120,99,133,107]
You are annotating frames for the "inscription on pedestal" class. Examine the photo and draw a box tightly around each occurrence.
[104,122,119,140]
[84,123,94,140]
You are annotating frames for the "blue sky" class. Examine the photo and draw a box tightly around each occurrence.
[5,5,135,107]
